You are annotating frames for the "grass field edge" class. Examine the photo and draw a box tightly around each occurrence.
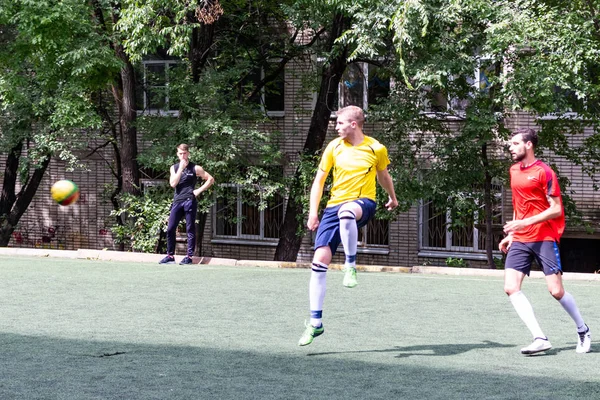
[2,247,600,282]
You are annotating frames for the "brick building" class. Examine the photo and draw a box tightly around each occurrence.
[4,58,600,273]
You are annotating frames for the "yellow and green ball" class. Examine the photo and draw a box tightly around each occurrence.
[51,180,80,206]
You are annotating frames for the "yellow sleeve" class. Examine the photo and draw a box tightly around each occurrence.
[376,144,391,171]
[318,140,336,173]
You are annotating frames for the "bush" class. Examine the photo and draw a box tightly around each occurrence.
[445,257,467,268]
[493,256,505,270]
[110,187,173,253]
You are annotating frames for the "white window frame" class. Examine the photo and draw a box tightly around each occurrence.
[239,62,285,118]
[262,61,286,118]
[539,85,587,120]
[418,182,504,256]
[421,56,493,117]
[212,183,284,242]
[140,179,168,193]
[313,58,392,114]
[357,218,390,253]
[138,59,180,117]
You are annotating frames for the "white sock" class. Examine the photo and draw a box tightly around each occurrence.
[339,211,357,269]
[509,291,546,339]
[309,262,327,327]
[558,292,586,331]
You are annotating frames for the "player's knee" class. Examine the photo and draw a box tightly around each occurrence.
[549,286,564,299]
[338,209,356,221]
[504,284,519,296]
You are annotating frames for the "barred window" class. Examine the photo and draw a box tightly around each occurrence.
[214,184,284,240]
[419,182,503,253]
[358,218,389,247]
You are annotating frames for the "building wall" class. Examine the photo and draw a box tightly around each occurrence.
[3,69,600,271]
[4,153,118,251]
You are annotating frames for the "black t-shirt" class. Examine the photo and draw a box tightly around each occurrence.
[173,162,198,204]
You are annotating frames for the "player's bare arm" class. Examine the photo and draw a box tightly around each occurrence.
[169,159,188,188]
[503,195,562,234]
[499,233,513,253]
[499,212,516,253]
[193,166,215,197]
[307,169,328,231]
[376,168,398,211]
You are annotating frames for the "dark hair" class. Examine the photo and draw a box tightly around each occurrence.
[511,128,538,148]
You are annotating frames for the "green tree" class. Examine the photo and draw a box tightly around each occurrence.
[337,0,600,267]
[0,0,120,246]
[114,0,295,254]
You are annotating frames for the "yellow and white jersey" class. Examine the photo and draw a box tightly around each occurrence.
[319,136,390,207]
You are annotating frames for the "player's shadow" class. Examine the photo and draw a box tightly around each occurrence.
[308,340,515,358]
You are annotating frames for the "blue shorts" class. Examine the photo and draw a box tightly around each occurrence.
[505,241,563,276]
[314,198,377,256]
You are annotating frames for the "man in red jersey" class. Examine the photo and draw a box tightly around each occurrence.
[499,128,591,355]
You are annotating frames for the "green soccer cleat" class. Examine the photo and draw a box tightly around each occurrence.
[298,323,324,346]
[343,267,358,288]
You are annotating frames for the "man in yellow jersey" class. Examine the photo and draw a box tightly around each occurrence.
[298,105,398,346]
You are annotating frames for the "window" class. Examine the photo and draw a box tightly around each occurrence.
[136,60,180,115]
[358,218,389,247]
[309,216,389,252]
[263,63,285,116]
[238,64,285,117]
[419,182,503,253]
[140,179,168,193]
[545,86,587,117]
[213,184,285,240]
[315,58,391,112]
[421,57,495,115]
[339,63,390,110]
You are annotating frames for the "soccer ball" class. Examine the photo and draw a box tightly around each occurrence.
[51,180,80,206]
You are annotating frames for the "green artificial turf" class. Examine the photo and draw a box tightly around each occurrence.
[1,256,599,399]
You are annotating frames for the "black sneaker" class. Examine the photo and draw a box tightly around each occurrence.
[159,255,175,264]
[179,256,193,265]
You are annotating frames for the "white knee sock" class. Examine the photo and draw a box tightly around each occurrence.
[309,262,328,327]
[558,292,586,331]
[339,211,357,269]
[509,291,546,339]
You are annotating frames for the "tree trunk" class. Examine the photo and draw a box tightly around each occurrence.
[481,142,495,268]
[0,141,51,246]
[114,46,141,196]
[482,60,505,268]
[188,20,216,257]
[274,13,350,261]
[190,24,216,84]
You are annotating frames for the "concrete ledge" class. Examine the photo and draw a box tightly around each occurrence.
[412,266,506,277]
[76,249,159,263]
[563,271,600,281]
[198,257,238,266]
[236,260,284,268]
[0,248,79,259]
[1,247,599,281]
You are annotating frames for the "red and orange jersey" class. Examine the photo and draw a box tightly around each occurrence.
[510,160,565,242]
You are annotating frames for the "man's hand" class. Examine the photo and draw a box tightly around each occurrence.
[307,214,320,231]
[499,234,513,254]
[179,158,189,169]
[385,197,398,211]
[503,219,527,234]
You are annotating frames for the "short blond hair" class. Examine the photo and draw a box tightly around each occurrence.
[337,105,365,128]
[177,144,189,152]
